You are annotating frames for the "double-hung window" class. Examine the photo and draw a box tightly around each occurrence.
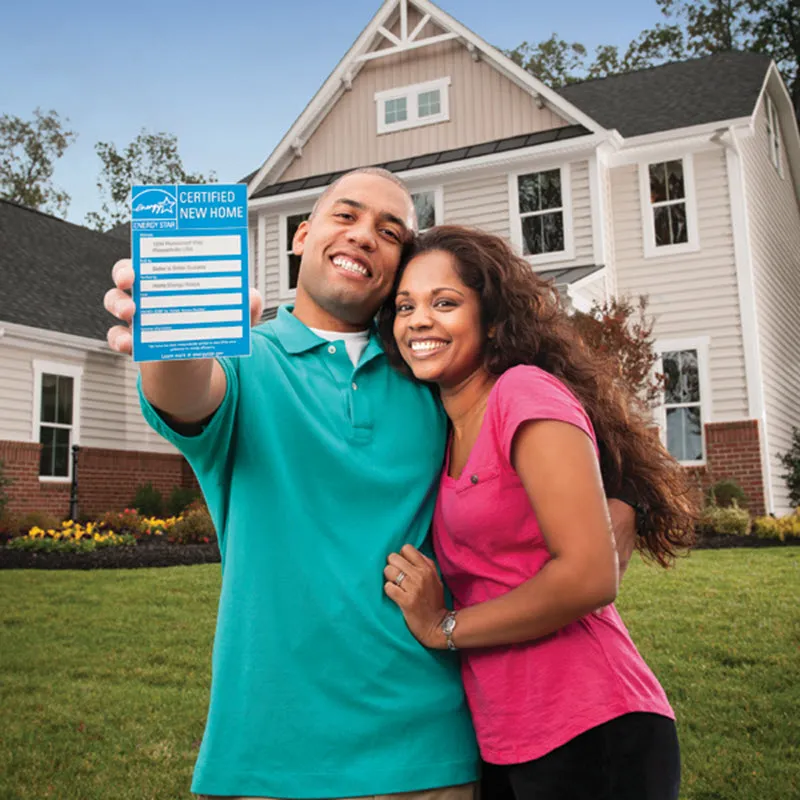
[510,166,573,265]
[656,339,710,464]
[640,156,699,257]
[279,211,312,297]
[411,188,442,233]
[766,94,783,176]
[32,361,82,480]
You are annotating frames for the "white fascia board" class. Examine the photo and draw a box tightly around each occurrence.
[248,130,609,212]
[0,321,119,355]
[723,128,774,513]
[247,0,399,197]
[411,0,605,134]
[609,118,753,167]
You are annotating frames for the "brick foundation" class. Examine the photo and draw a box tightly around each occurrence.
[0,440,198,520]
[686,420,766,516]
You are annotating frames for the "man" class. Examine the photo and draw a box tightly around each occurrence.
[105,168,638,800]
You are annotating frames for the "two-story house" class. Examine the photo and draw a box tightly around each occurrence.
[1,0,797,519]
[244,0,800,516]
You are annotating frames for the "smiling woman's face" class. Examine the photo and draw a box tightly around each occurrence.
[393,249,485,388]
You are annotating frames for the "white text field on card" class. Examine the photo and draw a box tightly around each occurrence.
[140,293,243,310]
[140,235,241,258]
[141,326,244,343]
[140,259,242,275]
[141,309,244,327]
[142,277,242,292]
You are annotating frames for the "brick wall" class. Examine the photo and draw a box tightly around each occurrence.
[0,440,198,520]
[686,420,766,516]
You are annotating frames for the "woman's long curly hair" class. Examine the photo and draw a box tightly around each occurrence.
[378,225,696,567]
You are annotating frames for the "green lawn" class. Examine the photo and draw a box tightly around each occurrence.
[1,549,798,800]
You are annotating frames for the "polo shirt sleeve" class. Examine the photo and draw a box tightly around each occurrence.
[137,357,239,481]
[493,364,597,464]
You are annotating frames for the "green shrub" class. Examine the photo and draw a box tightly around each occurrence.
[778,427,800,507]
[166,486,201,517]
[698,502,751,537]
[129,483,164,517]
[707,479,747,509]
[168,507,216,545]
[0,459,13,520]
[96,508,143,536]
[13,511,61,536]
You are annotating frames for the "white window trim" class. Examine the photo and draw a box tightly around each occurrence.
[410,185,444,232]
[278,209,313,301]
[639,154,700,259]
[508,164,575,269]
[765,94,784,178]
[375,77,451,135]
[654,337,711,467]
[31,360,83,484]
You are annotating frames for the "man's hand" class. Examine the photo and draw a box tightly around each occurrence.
[103,259,265,355]
[384,545,449,649]
[607,498,637,579]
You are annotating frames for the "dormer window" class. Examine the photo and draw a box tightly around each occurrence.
[375,78,451,134]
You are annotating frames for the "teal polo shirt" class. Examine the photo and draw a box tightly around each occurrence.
[138,306,478,799]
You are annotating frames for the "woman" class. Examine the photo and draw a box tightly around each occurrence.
[376,225,696,800]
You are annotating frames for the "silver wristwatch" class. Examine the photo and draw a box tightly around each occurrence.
[441,611,458,651]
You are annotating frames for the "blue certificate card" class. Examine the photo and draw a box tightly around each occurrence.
[131,184,251,363]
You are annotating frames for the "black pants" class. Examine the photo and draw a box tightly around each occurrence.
[481,713,680,800]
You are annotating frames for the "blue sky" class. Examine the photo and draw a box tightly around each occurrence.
[1,0,663,225]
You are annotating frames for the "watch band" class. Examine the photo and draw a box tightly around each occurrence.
[441,611,458,651]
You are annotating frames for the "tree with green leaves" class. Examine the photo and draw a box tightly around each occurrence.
[507,0,799,118]
[0,108,76,217]
[86,130,215,231]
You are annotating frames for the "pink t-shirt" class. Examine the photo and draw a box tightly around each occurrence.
[433,365,674,765]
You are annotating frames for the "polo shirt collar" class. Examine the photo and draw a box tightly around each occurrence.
[272,305,386,364]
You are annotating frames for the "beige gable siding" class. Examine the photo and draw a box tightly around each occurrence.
[280,40,569,182]
[609,148,748,421]
[739,98,800,513]
[0,338,174,455]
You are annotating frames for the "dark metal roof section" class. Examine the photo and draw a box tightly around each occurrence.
[250,125,591,199]
[0,200,129,341]
[538,264,604,287]
[559,51,771,138]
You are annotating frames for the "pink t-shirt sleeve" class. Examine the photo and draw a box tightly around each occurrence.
[493,365,597,464]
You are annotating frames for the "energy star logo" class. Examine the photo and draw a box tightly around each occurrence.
[131,187,178,220]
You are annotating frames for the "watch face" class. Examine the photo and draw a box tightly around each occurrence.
[443,615,456,635]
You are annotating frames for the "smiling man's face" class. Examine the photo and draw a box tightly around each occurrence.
[292,172,416,330]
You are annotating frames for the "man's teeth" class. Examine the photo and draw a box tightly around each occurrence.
[411,340,448,353]
[333,256,369,277]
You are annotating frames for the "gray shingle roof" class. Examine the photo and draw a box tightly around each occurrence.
[0,201,128,341]
[559,51,771,137]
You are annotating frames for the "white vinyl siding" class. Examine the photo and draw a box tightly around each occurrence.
[443,172,511,236]
[609,147,747,423]
[0,338,176,456]
[739,96,800,514]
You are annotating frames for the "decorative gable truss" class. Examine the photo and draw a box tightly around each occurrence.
[247,0,604,198]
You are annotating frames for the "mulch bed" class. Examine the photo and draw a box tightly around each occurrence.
[0,534,798,570]
[0,540,221,570]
